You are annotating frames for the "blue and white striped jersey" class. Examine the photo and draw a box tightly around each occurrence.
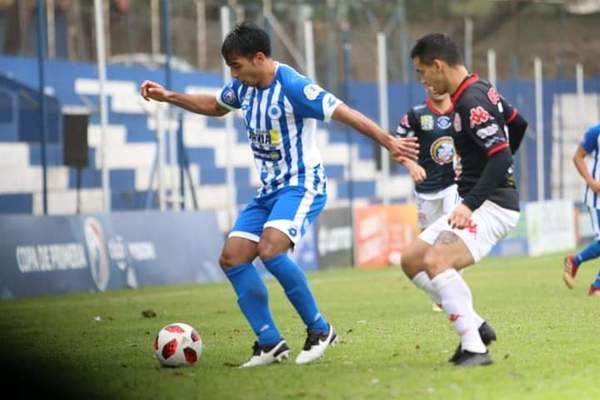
[216,63,341,197]
[581,123,600,209]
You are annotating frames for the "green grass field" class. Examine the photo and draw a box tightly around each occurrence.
[1,252,599,400]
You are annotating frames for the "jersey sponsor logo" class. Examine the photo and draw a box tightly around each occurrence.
[303,83,322,101]
[487,87,500,105]
[469,106,492,128]
[430,136,455,165]
[248,128,282,146]
[420,115,434,131]
[476,123,500,139]
[267,104,282,119]
[453,113,462,132]
[437,115,452,130]
[222,87,237,106]
[249,128,282,161]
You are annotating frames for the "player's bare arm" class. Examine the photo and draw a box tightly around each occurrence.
[140,80,229,117]
[573,145,600,193]
[331,103,419,161]
[400,157,427,183]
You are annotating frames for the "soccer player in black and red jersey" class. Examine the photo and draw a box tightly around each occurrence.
[399,33,528,366]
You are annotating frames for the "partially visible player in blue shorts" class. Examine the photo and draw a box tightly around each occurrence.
[563,123,600,296]
[140,22,418,367]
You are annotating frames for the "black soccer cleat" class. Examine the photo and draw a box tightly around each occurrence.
[452,349,493,366]
[448,321,496,363]
[295,325,338,365]
[239,339,290,368]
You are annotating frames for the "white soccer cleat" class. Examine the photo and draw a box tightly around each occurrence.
[239,339,290,368]
[295,325,338,365]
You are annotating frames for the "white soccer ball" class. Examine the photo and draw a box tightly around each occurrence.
[154,322,203,367]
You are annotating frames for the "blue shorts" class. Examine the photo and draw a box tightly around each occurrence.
[229,186,327,244]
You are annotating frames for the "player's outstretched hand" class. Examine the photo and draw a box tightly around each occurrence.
[590,180,600,194]
[448,203,473,229]
[389,136,419,161]
[140,80,170,102]
[408,163,427,184]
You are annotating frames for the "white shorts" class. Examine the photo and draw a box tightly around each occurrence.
[415,184,460,230]
[419,200,520,263]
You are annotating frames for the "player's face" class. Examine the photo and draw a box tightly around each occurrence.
[414,57,448,96]
[226,53,265,87]
[425,85,447,102]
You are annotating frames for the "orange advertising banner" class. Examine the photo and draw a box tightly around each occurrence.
[354,204,419,268]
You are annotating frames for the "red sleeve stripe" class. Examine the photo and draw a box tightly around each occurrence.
[506,109,518,124]
[487,143,509,156]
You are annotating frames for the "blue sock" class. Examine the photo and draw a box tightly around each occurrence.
[263,253,329,333]
[575,240,600,265]
[224,263,281,346]
[593,271,600,288]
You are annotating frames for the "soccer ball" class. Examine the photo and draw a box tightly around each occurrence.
[154,322,202,367]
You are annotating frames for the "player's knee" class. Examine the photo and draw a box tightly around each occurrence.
[423,248,447,276]
[400,249,422,278]
[256,239,281,261]
[219,250,239,270]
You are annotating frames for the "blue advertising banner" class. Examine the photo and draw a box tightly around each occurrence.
[0,211,224,299]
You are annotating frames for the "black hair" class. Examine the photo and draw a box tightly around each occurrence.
[410,33,463,66]
[221,22,271,62]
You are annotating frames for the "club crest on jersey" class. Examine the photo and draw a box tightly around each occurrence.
[469,106,492,128]
[453,113,462,132]
[222,87,236,106]
[437,116,452,130]
[420,115,434,131]
[430,136,455,165]
[303,83,322,101]
[267,104,282,119]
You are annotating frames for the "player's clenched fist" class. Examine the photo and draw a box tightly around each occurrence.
[140,80,170,102]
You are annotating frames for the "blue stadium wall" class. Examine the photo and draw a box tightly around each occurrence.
[0,54,592,215]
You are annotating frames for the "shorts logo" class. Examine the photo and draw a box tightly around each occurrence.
[288,228,298,237]
[303,83,322,101]
[453,113,462,132]
[487,87,500,105]
[466,220,478,234]
[430,136,455,165]
[267,104,282,119]
[469,106,492,128]
[437,116,452,130]
[420,115,434,131]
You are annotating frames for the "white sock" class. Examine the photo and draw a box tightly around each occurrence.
[413,270,485,326]
[431,269,486,353]
[412,271,442,305]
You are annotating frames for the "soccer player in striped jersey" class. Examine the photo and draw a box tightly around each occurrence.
[563,123,600,296]
[140,22,418,368]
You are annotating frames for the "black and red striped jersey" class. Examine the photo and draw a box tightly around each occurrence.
[395,99,456,194]
[450,74,520,211]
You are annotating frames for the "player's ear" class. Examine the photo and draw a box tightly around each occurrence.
[253,52,267,65]
[432,59,444,73]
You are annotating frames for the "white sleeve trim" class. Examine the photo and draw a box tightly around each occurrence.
[323,99,343,123]
[228,231,260,242]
